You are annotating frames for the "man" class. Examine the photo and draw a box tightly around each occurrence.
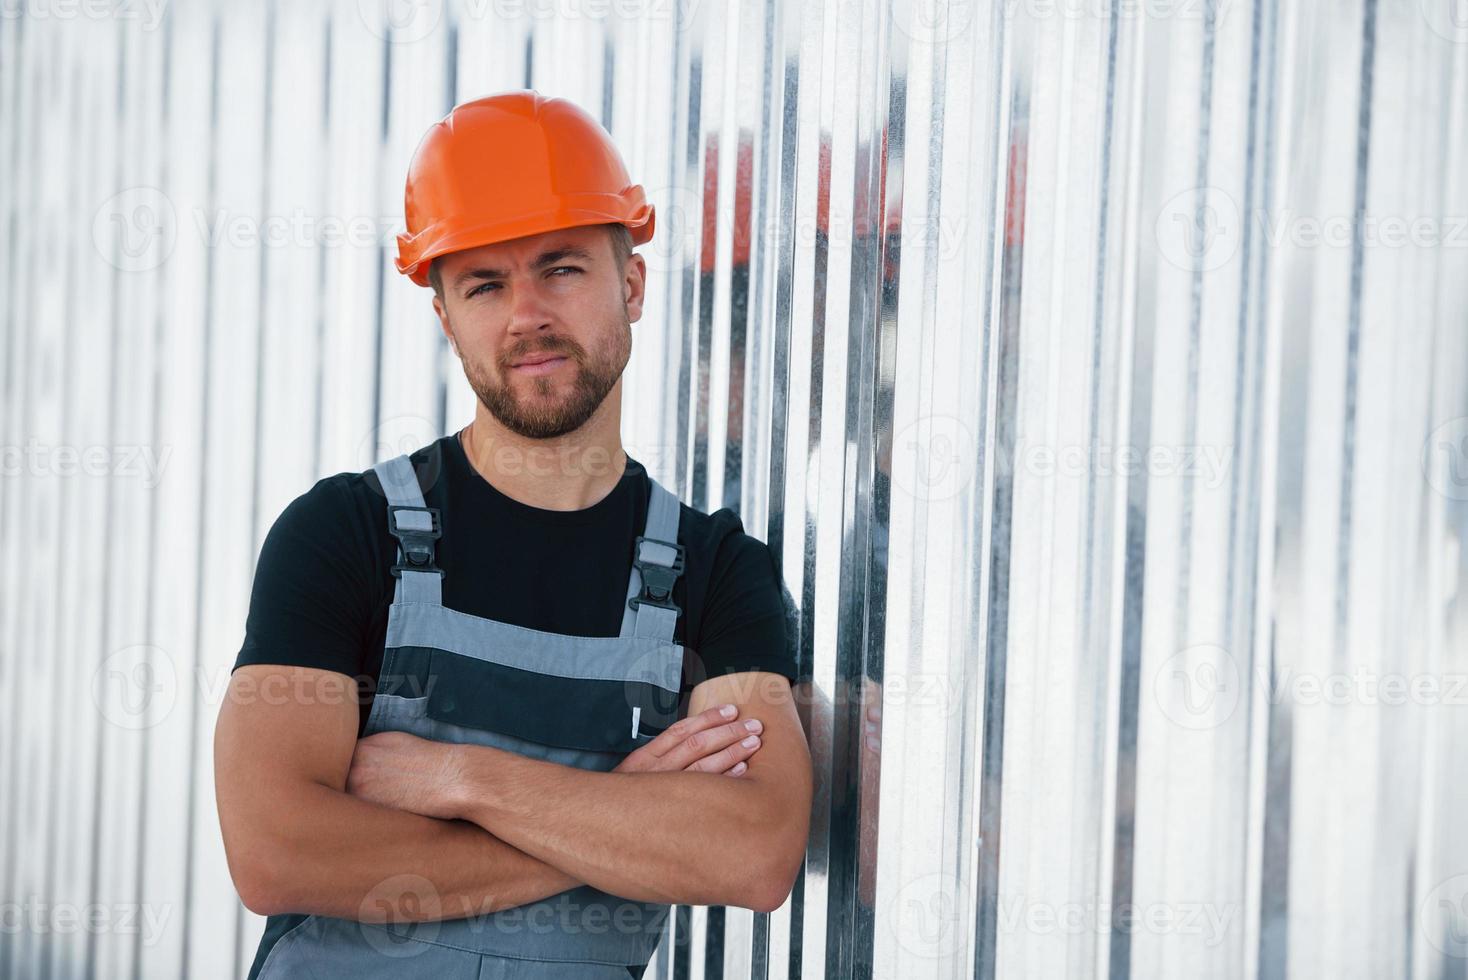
[214,90,812,979]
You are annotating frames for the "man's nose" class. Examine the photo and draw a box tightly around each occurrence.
[506,279,555,336]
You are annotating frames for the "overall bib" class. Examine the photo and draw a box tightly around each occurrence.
[252,453,686,979]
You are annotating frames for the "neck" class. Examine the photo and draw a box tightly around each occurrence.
[459,385,628,511]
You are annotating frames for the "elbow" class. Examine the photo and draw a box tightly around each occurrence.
[221,824,294,917]
[738,788,811,914]
[240,883,284,918]
[732,819,807,914]
[230,856,287,917]
[747,849,804,914]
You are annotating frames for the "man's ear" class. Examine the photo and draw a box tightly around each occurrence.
[623,252,647,324]
[433,295,459,357]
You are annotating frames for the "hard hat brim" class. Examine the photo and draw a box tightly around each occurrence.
[397,202,655,288]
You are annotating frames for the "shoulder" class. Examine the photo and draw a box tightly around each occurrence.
[674,501,755,561]
[665,494,781,593]
[276,468,384,534]
[262,441,451,569]
[305,437,452,529]
[667,497,797,677]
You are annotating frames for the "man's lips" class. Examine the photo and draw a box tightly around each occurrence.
[509,354,570,376]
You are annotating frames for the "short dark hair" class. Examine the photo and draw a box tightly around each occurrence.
[428,223,634,299]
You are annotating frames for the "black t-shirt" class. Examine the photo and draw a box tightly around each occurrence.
[232,433,797,736]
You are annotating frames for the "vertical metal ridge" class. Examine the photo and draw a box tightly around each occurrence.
[971,1,1013,975]
[310,7,331,484]
[83,21,131,977]
[1334,0,1377,670]
[1177,0,1222,647]
[975,21,1026,975]
[674,53,702,500]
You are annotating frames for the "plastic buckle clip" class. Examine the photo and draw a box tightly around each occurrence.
[627,535,685,613]
[388,505,445,579]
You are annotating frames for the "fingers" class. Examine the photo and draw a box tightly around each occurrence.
[616,703,743,774]
[617,704,767,776]
[640,703,741,759]
[677,718,763,775]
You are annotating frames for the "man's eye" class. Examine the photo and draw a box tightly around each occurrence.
[466,282,500,298]
[550,266,582,277]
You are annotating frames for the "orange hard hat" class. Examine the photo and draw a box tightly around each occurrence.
[395,90,655,287]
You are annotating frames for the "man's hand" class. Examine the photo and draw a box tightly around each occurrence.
[346,704,762,820]
[346,730,466,819]
[614,703,764,776]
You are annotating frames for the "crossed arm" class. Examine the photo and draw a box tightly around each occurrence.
[215,665,811,920]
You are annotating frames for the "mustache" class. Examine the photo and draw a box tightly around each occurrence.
[500,337,583,369]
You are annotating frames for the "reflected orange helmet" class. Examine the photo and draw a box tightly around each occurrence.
[395,90,655,287]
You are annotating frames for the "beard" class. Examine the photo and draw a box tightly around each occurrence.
[459,313,631,440]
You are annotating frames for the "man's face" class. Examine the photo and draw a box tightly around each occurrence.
[432,225,646,440]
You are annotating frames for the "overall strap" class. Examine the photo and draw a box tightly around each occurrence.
[373,454,443,606]
[619,478,684,642]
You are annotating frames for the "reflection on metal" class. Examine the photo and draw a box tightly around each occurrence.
[2,0,1467,977]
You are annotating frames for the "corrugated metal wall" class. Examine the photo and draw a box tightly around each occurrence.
[3,0,1468,977]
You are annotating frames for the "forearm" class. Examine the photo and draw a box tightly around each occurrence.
[452,747,779,910]
[236,780,581,920]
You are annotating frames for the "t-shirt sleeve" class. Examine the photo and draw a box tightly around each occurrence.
[233,476,375,681]
[693,514,800,684]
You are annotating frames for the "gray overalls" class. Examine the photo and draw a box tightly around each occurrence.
[253,452,686,979]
